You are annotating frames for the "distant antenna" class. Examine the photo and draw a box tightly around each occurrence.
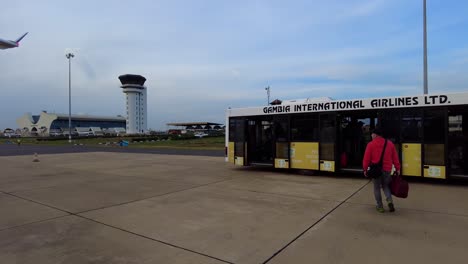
[265,86,270,105]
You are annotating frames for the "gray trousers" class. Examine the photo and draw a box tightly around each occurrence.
[373,171,393,207]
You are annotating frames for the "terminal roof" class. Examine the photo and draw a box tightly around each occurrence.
[166,122,222,127]
[54,113,125,121]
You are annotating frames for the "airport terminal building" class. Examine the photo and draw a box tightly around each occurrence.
[16,111,126,137]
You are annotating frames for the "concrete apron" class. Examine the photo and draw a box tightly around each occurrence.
[1,152,467,264]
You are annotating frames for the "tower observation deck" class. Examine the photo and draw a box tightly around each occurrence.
[118,74,147,134]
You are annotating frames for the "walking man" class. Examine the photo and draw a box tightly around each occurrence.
[363,128,401,213]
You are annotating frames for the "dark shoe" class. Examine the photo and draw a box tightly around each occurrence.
[388,202,395,212]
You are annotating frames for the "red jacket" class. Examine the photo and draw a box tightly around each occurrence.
[363,136,401,172]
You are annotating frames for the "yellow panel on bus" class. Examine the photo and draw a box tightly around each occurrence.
[275,159,289,169]
[228,142,235,163]
[290,142,319,170]
[234,156,244,166]
[424,165,446,179]
[402,143,421,177]
[320,160,335,172]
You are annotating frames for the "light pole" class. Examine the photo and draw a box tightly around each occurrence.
[66,52,74,143]
[265,86,270,105]
[423,0,428,94]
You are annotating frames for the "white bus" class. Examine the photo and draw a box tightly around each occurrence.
[225,92,468,180]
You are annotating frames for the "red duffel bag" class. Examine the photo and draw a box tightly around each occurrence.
[391,173,409,198]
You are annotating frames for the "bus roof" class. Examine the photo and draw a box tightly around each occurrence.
[227,91,468,117]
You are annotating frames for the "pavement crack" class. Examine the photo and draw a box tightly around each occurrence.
[3,192,74,214]
[76,214,234,264]
[3,183,236,263]
[262,179,371,264]
[0,215,69,233]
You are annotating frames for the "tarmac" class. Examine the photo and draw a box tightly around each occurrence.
[0,143,223,157]
[0,148,467,264]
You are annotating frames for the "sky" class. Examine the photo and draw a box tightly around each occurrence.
[1,0,468,130]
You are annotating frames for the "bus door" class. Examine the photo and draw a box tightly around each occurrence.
[338,111,377,172]
[319,114,336,172]
[273,116,290,169]
[422,109,447,179]
[448,106,468,178]
[246,117,274,166]
[401,110,423,177]
[228,118,247,166]
[290,114,320,171]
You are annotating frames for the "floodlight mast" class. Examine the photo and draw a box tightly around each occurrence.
[66,52,74,143]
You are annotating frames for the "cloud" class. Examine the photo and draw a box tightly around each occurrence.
[349,0,386,17]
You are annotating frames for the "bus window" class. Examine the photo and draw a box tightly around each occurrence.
[235,119,245,143]
[423,109,445,166]
[229,117,246,142]
[448,108,468,176]
[378,110,400,144]
[423,109,446,178]
[424,144,444,165]
[235,142,245,157]
[424,109,445,142]
[229,118,236,142]
[274,116,289,142]
[320,143,334,161]
[320,114,335,161]
[320,114,336,143]
[276,142,289,159]
[273,116,289,161]
[228,118,246,158]
[401,110,423,142]
[291,114,319,141]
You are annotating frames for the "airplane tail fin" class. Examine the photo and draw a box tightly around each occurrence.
[15,32,28,43]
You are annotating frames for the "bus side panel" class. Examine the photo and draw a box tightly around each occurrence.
[234,142,246,166]
[319,142,335,172]
[423,144,446,179]
[275,159,289,168]
[424,165,446,179]
[402,143,422,176]
[228,142,235,163]
[290,142,319,170]
[320,160,335,172]
[275,142,290,169]
[234,157,244,166]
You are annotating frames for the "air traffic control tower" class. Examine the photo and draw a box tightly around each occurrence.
[118,74,147,134]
